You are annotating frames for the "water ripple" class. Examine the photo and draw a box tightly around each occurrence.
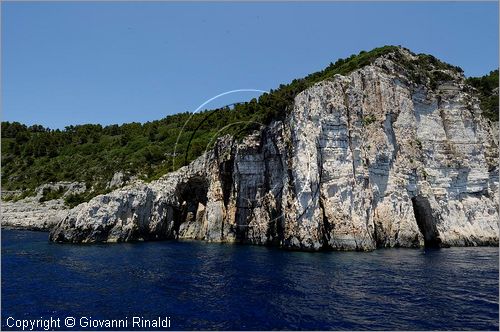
[2,230,498,330]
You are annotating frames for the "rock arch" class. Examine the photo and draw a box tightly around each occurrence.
[411,195,442,248]
[174,177,209,239]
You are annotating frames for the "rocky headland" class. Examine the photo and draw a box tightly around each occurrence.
[42,48,499,250]
[2,47,498,250]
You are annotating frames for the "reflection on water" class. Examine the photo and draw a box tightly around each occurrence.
[2,230,499,330]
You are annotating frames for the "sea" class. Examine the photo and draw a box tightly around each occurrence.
[2,229,498,330]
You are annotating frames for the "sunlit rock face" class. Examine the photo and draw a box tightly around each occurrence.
[49,49,499,250]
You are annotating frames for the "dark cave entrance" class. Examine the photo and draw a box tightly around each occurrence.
[175,177,209,235]
[411,195,442,248]
[219,159,234,208]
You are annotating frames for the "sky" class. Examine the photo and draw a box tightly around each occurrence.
[2,1,499,129]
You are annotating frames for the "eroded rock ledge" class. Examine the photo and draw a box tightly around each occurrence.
[1,182,85,231]
[49,49,499,250]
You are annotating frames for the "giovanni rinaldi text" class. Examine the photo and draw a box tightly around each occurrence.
[5,316,172,330]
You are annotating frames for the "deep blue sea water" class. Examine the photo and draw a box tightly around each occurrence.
[2,229,499,330]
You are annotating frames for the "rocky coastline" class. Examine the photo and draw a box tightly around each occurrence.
[1,182,85,231]
[3,48,499,251]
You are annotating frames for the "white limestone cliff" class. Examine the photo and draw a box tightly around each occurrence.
[46,48,499,249]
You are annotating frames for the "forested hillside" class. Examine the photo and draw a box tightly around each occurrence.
[466,69,499,122]
[2,46,497,206]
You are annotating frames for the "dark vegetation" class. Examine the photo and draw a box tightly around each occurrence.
[39,186,65,203]
[362,114,377,126]
[466,70,499,122]
[2,46,497,206]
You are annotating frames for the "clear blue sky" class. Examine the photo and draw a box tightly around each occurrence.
[2,1,498,129]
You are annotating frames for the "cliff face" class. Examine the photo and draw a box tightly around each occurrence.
[49,49,499,250]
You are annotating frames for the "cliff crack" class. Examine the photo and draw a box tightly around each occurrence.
[341,83,357,181]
